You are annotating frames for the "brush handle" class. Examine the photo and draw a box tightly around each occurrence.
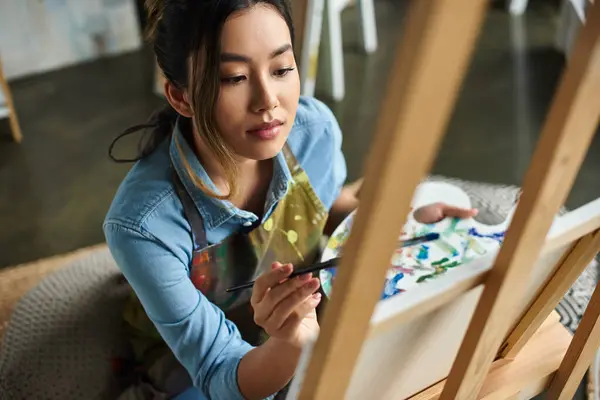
[224,259,339,293]
[225,232,440,293]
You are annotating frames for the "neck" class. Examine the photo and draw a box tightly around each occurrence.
[191,126,272,213]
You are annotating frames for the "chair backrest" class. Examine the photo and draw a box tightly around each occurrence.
[285,0,600,399]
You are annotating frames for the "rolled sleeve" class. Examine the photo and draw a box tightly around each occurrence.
[104,221,252,399]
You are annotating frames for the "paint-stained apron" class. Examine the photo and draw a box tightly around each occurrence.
[117,143,329,399]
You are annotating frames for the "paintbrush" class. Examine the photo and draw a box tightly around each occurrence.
[225,232,440,293]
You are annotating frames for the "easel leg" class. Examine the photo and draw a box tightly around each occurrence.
[547,277,600,400]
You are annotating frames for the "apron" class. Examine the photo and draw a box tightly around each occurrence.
[117,143,329,399]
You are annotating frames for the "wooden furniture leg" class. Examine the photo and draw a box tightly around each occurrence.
[324,0,346,101]
[296,0,326,98]
[508,0,529,15]
[357,0,378,53]
[0,58,23,143]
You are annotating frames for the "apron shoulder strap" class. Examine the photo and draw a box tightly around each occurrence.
[281,142,301,174]
[173,142,298,251]
[172,173,209,250]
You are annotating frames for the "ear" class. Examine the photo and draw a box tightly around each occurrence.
[164,81,194,118]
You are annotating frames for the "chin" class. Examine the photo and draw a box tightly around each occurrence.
[238,131,289,161]
[244,140,286,161]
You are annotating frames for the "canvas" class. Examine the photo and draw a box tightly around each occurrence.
[320,182,512,300]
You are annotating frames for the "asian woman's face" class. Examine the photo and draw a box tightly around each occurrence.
[215,4,300,161]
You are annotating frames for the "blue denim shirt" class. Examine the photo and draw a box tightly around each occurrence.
[103,96,347,399]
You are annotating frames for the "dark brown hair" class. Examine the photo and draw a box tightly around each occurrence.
[110,0,295,200]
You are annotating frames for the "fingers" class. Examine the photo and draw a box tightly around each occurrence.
[413,203,478,224]
[441,204,479,219]
[263,272,314,310]
[413,204,444,224]
[267,284,321,330]
[252,263,293,304]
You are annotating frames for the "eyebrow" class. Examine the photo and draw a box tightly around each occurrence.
[220,44,292,63]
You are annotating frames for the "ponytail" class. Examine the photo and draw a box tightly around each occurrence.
[108,105,179,163]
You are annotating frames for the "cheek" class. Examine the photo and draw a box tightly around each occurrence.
[215,88,248,139]
[280,72,301,112]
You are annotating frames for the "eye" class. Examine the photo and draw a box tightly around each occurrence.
[221,75,246,85]
[274,67,295,77]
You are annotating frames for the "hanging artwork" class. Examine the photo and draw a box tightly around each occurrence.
[0,0,142,79]
[320,182,514,300]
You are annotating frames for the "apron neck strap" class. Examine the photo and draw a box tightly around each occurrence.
[172,141,298,251]
[281,143,301,174]
[172,171,209,250]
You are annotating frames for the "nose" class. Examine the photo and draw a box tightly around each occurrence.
[252,78,279,113]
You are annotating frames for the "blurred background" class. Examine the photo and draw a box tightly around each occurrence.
[0,0,598,396]
[1,0,598,269]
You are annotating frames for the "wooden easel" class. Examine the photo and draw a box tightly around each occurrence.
[286,1,600,399]
[0,57,23,143]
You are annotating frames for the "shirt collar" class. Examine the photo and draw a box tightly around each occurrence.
[169,118,293,230]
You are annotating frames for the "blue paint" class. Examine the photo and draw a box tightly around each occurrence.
[417,245,430,260]
[468,228,505,243]
[382,272,404,299]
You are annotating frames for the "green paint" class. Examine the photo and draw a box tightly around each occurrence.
[441,261,461,269]
[432,257,449,266]
[446,217,460,234]
[416,273,436,283]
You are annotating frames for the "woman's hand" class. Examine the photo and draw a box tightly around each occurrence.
[239,263,321,399]
[251,262,321,349]
[413,202,478,224]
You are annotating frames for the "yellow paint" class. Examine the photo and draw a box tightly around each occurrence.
[264,218,273,231]
[287,230,299,244]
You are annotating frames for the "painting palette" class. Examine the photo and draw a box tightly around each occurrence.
[319,183,512,300]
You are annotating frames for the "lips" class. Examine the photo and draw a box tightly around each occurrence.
[247,120,284,140]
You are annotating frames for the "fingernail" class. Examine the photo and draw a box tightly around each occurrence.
[281,264,293,273]
[312,293,322,301]
[298,273,311,281]
[305,278,320,289]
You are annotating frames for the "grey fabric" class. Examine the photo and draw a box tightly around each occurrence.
[0,248,129,400]
[0,177,596,399]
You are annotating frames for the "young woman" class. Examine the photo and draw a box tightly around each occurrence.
[104,1,477,399]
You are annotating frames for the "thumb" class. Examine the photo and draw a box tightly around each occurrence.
[272,262,283,270]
